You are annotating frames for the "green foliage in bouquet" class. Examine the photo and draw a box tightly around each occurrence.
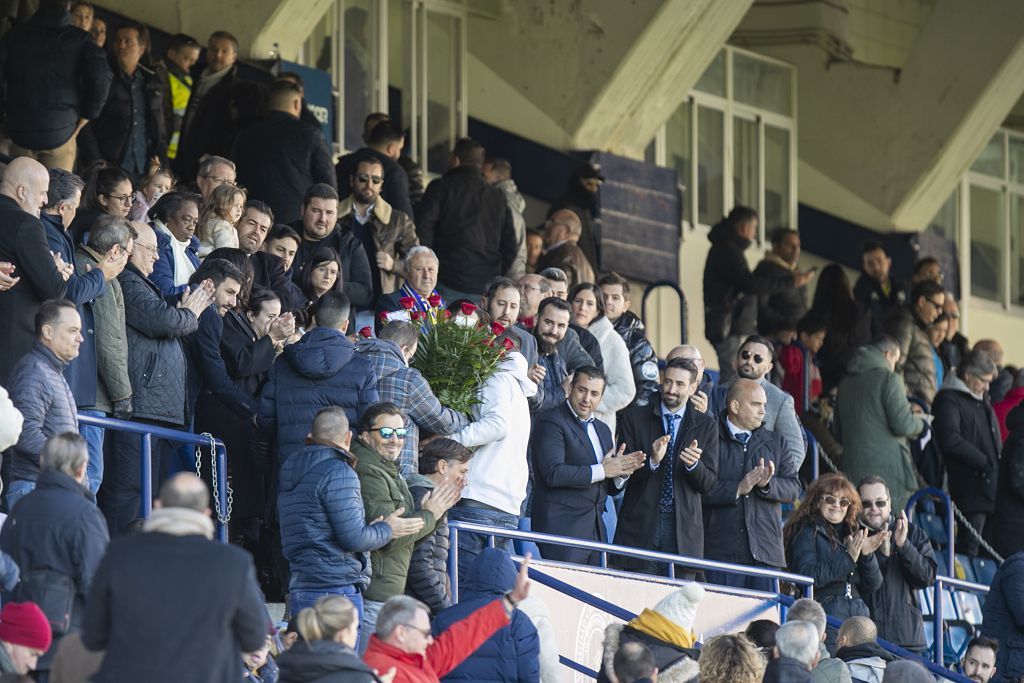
[410,304,511,414]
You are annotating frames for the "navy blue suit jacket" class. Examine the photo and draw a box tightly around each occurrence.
[530,402,615,565]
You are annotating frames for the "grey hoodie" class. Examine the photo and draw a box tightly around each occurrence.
[494,178,527,279]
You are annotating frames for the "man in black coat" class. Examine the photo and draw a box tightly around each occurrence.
[530,366,645,565]
[614,358,719,578]
[0,157,70,384]
[981,551,1024,682]
[288,183,374,312]
[856,475,936,652]
[853,241,906,339]
[415,138,517,303]
[234,200,298,313]
[703,378,800,590]
[0,433,109,677]
[755,228,808,337]
[932,349,1001,556]
[82,473,268,683]
[335,118,414,220]
[232,80,336,225]
[0,0,112,170]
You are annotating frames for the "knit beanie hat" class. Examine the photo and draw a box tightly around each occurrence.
[652,582,705,632]
[0,602,52,651]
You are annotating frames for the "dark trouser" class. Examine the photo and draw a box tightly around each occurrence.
[100,419,176,535]
[957,512,987,557]
[447,502,518,581]
[712,335,742,384]
[641,509,696,580]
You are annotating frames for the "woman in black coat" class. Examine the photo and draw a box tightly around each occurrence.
[805,264,872,392]
[276,595,382,683]
[784,474,883,645]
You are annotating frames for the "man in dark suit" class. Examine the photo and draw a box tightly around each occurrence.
[703,378,800,590]
[234,200,300,313]
[614,358,719,578]
[530,366,645,565]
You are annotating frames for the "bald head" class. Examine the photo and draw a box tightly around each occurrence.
[726,378,767,430]
[311,406,351,450]
[974,339,1004,367]
[667,345,706,376]
[837,616,877,649]
[128,221,158,276]
[0,157,50,217]
[158,473,210,512]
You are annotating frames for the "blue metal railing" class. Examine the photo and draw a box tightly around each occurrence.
[641,280,687,346]
[930,575,989,668]
[76,413,229,543]
[905,487,955,577]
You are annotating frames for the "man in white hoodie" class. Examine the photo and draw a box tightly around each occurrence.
[448,338,538,579]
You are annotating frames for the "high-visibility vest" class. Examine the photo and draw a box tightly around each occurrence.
[166,70,193,160]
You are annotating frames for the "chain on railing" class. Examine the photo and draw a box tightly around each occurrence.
[949,501,1003,563]
[195,432,233,525]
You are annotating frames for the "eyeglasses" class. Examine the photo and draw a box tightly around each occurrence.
[399,623,433,638]
[134,242,158,254]
[926,298,944,311]
[200,175,236,186]
[862,499,889,510]
[103,192,133,206]
[740,350,766,364]
[822,494,852,508]
[375,427,408,439]
[356,173,384,185]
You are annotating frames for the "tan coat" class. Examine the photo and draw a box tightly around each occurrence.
[338,194,419,296]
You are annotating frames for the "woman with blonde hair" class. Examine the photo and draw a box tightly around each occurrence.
[276,595,388,682]
[784,473,884,630]
[196,183,246,257]
[699,633,765,683]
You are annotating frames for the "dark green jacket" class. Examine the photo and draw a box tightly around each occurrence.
[352,440,436,601]
[834,345,926,512]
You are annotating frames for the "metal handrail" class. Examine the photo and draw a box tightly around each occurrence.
[447,521,815,604]
[76,413,229,543]
[640,280,687,345]
[932,575,990,667]
[905,487,955,577]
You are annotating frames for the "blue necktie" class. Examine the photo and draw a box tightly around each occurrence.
[659,413,681,511]
[736,431,751,445]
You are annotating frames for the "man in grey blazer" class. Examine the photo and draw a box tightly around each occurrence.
[711,334,805,470]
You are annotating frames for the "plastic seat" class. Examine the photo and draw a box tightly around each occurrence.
[934,551,949,578]
[957,592,984,625]
[955,554,977,583]
[917,589,933,616]
[973,557,998,585]
[917,513,949,547]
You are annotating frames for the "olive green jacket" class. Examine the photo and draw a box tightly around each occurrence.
[352,439,437,601]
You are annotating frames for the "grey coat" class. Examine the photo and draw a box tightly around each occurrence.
[76,245,131,413]
[884,306,937,405]
[118,263,198,425]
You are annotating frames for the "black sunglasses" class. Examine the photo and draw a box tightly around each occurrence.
[740,350,766,364]
[375,427,408,439]
[356,173,384,185]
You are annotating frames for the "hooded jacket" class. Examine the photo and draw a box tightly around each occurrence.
[277,639,383,682]
[612,311,659,407]
[932,373,1001,515]
[406,474,451,614]
[764,657,813,683]
[357,337,468,477]
[834,346,927,512]
[451,351,537,516]
[278,442,392,592]
[883,305,937,405]
[991,403,1024,557]
[813,642,853,683]
[836,642,894,683]
[431,548,540,682]
[258,327,380,460]
[597,622,700,683]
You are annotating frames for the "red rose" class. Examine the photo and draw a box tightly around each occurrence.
[399,296,416,310]
[460,302,477,316]
[486,338,495,347]
[410,310,425,321]
[519,316,535,330]
[502,337,515,351]
[443,310,452,319]
[428,294,442,308]
[377,311,389,322]
[358,326,373,338]
[490,322,505,336]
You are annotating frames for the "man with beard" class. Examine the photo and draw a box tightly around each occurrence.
[711,335,805,470]
[528,297,581,413]
[856,475,936,653]
[962,637,998,683]
[666,345,712,414]
[234,200,295,312]
[480,277,537,367]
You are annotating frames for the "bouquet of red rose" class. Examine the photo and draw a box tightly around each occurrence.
[410,302,515,414]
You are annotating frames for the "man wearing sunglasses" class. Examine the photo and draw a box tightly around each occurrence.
[337,155,419,314]
[883,279,945,406]
[231,79,335,226]
[856,475,936,654]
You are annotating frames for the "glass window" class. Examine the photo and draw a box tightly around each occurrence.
[971,133,1005,178]
[926,191,958,243]
[697,106,724,226]
[665,101,691,224]
[694,51,725,97]
[764,125,791,230]
[343,0,375,151]
[388,0,413,156]
[1013,194,1024,306]
[970,184,1004,302]
[733,116,758,214]
[733,51,792,116]
[643,139,656,165]
[425,11,458,174]
[1010,137,1024,185]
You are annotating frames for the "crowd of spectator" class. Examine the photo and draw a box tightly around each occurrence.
[0,1,1020,682]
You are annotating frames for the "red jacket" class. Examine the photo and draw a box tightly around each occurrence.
[994,386,1024,442]
[779,341,821,415]
[363,598,510,683]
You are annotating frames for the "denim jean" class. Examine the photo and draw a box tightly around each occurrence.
[290,586,364,649]
[79,409,106,494]
[5,480,36,511]
[359,599,385,655]
[447,504,518,582]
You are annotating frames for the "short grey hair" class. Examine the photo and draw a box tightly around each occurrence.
[87,215,133,253]
[44,168,85,209]
[959,348,997,380]
[539,267,568,284]
[871,335,900,356]
[786,598,826,637]
[197,155,236,177]
[775,621,820,667]
[40,432,88,478]
[376,595,429,639]
[404,245,438,272]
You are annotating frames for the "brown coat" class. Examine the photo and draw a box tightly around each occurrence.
[338,195,419,296]
[537,240,595,289]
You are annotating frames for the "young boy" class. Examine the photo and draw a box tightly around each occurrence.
[778,312,827,415]
[598,272,659,406]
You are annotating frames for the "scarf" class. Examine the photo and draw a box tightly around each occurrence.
[627,609,697,649]
[399,282,445,326]
[143,507,215,539]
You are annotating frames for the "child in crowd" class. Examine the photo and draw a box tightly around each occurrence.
[197,183,246,257]
[779,312,827,415]
[129,166,175,222]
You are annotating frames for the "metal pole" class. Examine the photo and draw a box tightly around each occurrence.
[449,527,459,604]
[933,579,944,666]
[140,433,153,519]
[215,444,228,544]
[944,494,955,575]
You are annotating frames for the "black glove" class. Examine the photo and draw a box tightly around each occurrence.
[112,397,133,421]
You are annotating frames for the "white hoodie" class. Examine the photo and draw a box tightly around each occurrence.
[451,352,538,516]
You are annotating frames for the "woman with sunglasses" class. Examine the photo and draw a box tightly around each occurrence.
[70,166,134,246]
[353,402,461,649]
[783,473,884,642]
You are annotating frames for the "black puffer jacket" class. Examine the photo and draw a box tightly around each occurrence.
[754,254,807,336]
[79,61,166,168]
[277,639,382,683]
[0,3,111,150]
[406,475,450,614]
[612,311,659,406]
[786,519,882,616]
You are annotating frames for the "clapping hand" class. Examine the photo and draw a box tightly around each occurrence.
[603,444,646,478]
[893,510,909,549]
[508,553,532,605]
[679,440,702,468]
[737,459,769,497]
[421,479,460,518]
[0,262,19,291]
[51,251,73,281]
[650,434,670,465]
[178,279,215,316]
[376,507,425,538]
[862,528,891,556]
[845,528,868,561]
